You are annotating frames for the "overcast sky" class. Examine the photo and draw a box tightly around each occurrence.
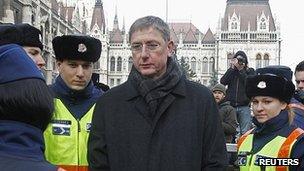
[102,0,304,71]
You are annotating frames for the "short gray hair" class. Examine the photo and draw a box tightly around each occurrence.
[129,16,171,42]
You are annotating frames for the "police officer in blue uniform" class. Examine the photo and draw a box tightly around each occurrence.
[44,35,103,170]
[0,44,62,171]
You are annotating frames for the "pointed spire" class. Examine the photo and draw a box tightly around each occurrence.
[95,0,102,6]
[90,0,106,32]
[113,5,119,30]
[122,16,125,34]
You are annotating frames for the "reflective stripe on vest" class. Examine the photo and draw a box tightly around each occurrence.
[238,128,304,171]
[44,98,95,171]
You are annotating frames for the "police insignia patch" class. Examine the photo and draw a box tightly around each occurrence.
[51,120,71,136]
[78,43,87,53]
[86,123,92,132]
[257,81,266,89]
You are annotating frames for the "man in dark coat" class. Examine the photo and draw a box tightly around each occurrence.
[212,83,237,143]
[220,51,255,137]
[88,15,228,171]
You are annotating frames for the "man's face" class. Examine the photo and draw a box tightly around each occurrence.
[23,46,46,69]
[130,27,173,80]
[295,71,304,91]
[57,59,93,91]
[213,90,225,103]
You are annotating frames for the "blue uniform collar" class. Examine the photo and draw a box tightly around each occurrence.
[52,76,94,100]
[253,110,289,135]
[0,121,45,161]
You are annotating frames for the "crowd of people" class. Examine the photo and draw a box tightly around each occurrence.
[0,15,303,171]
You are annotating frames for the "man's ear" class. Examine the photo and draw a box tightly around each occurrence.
[56,60,63,72]
[167,40,174,56]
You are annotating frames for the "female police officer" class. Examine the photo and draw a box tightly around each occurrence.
[237,65,304,171]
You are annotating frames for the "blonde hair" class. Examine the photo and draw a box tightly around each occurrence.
[286,105,295,125]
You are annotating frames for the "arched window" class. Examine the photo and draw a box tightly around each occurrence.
[191,57,196,72]
[209,57,215,73]
[231,22,237,30]
[185,57,189,64]
[260,18,267,30]
[117,57,122,71]
[202,57,208,73]
[128,57,133,71]
[110,56,115,71]
[256,54,262,69]
[263,54,269,67]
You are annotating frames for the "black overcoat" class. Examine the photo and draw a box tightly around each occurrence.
[88,78,228,171]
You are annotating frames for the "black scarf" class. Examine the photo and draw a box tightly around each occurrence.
[129,58,183,118]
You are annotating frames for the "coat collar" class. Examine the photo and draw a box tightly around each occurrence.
[51,75,94,100]
[124,76,187,101]
[253,110,289,135]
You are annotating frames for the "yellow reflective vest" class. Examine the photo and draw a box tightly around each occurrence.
[237,128,303,171]
[44,98,95,171]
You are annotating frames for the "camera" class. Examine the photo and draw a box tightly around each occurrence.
[236,56,246,65]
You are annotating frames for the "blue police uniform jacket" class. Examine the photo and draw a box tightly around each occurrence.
[0,121,58,171]
[290,97,304,130]
[250,110,304,171]
[50,76,103,119]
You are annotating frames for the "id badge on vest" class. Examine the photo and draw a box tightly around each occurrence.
[237,152,248,166]
[51,120,71,136]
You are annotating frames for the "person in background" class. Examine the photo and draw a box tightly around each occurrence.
[0,44,64,171]
[43,35,103,171]
[0,23,46,69]
[212,83,238,143]
[212,83,238,169]
[220,50,255,137]
[237,65,304,171]
[88,15,227,171]
[289,61,304,129]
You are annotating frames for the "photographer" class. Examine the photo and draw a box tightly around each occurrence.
[220,50,255,137]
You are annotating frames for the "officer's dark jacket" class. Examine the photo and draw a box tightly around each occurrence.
[50,76,103,119]
[0,121,57,171]
[251,110,304,171]
[220,67,255,107]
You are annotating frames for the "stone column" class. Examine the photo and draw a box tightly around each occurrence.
[22,0,32,23]
[3,0,14,23]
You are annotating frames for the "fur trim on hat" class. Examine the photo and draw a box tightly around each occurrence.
[246,74,295,103]
[0,24,43,50]
[52,35,101,62]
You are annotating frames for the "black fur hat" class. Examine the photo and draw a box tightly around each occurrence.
[0,23,43,50]
[52,35,101,62]
[246,65,295,103]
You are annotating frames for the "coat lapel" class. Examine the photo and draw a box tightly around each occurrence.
[151,79,187,132]
[151,94,176,130]
[133,98,153,126]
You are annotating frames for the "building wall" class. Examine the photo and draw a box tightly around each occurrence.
[1,0,281,87]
